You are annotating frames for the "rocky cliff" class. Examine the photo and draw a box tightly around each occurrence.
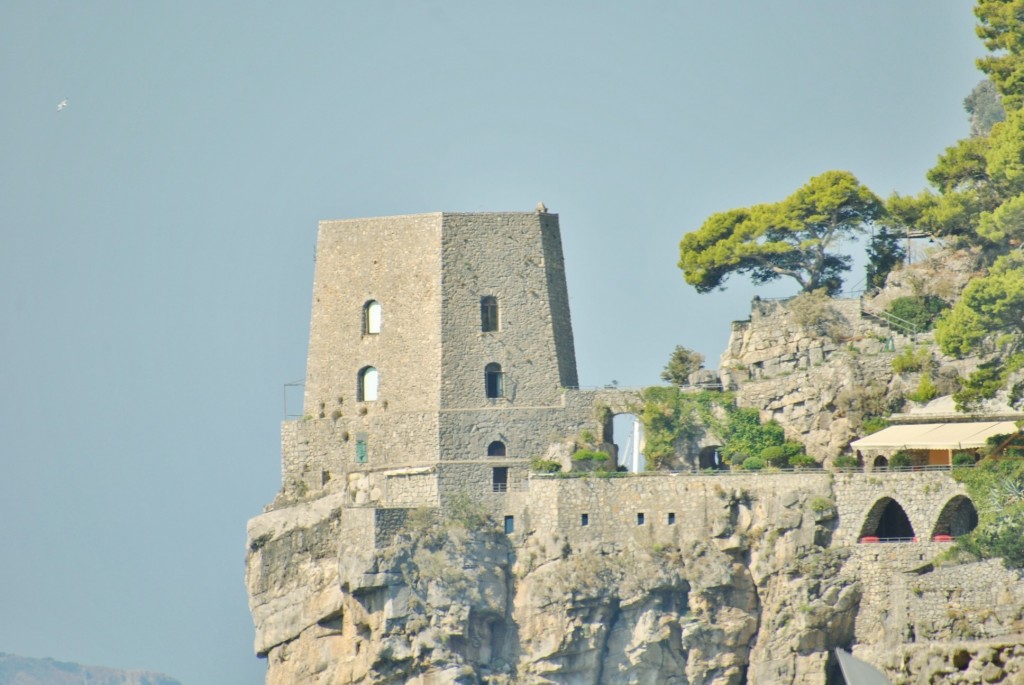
[718,251,984,462]
[246,472,1024,684]
[246,248,1024,684]
[248,477,855,684]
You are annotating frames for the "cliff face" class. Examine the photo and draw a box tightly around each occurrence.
[247,246,1024,685]
[247,473,1024,685]
[247,478,861,685]
[717,252,984,462]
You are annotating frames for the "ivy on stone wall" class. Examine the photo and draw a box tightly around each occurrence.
[637,388,801,470]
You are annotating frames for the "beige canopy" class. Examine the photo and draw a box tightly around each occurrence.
[851,421,1019,451]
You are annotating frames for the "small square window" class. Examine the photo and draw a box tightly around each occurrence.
[504,515,515,534]
[667,512,676,525]
[637,512,645,526]
[581,513,589,526]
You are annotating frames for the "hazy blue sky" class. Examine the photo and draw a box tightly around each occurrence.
[0,2,984,684]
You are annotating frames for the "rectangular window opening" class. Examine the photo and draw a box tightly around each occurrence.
[667,512,676,525]
[492,467,509,493]
[504,515,514,534]
[637,512,645,526]
[581,513,589,526]
[355,438,368,464]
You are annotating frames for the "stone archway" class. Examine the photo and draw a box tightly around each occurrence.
[611,412,644,472]
[698,445,724,470]
[860,497,916,540]
[931,495,979,539]
[872,455,888,471]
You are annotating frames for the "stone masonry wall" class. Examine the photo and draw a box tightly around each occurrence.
[523,472,833,551]
[439,213,578,411]
[832,471,970,545]
[304,213,444,418]
[846,543,1024,673]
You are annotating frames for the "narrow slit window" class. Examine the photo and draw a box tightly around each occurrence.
[363,300,381,335]
[485,363,503,399]
[581,513,589,526]
[357,366,379,402]
[637,512,645,526]
[481,296,499,332]
[355,435,368,464]
[504,515,515,534]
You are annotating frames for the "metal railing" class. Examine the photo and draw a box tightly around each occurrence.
[860,301,919,337]
[532,463,975,479]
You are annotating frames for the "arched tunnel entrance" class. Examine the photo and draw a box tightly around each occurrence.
[931,495,979,539]
[860,497,916,541]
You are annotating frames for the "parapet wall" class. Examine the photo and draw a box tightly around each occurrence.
[521,472,834,552]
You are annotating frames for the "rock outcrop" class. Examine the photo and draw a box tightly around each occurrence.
[248,477,866,684]
[247,238,1024,685]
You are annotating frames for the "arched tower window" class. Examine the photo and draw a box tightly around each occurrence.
[357,366,379,402]
[488,441,507,457]
[481,296,499,332]
[363,300,382,335]
[485,363,503,398]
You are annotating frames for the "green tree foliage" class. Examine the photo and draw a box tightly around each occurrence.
[660,345,705,386]
[906,374,939,404]
[678,171,884,295]
[976,0,1024,111]
[741,456,765,471]
[889,451,912,468]
[891,345,933,374]
[953,457,1024,568]
[637,386,705,470]
[719,407,786,463]
[759,441,807,467]
[965,79,1007,137]
[935,253,1024,408]
[865,227,905,289]
[885,295,949,333]
[936,253,1024,357]
[881,107,1024,247]
[636,389,797,469]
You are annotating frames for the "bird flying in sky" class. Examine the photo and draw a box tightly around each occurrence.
[57,99,68,111]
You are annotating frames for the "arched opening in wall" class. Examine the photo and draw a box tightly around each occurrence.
[931,495,979,539]
[612,413,644,473]
[357,366,379,402]
[485,363,504,398]
[481,296,499,332]
[859,497,916,541]
[698,445,724,471]
[363,300,381,335]
[487,441,506,457]
[872,455,888,471]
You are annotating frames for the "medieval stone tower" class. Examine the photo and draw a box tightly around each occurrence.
[287,211,595,509]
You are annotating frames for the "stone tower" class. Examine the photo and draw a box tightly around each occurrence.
[287,211,590,506]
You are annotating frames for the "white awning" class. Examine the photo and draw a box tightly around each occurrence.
[850,421,1020,451]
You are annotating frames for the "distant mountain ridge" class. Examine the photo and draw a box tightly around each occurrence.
[0,653,181,685]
